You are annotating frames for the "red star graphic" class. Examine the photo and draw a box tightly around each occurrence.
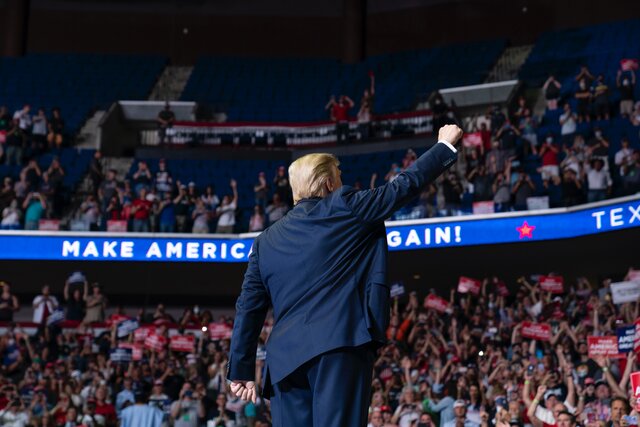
[516,221,536,239]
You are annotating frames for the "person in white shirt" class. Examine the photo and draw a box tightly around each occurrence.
[585,159,612,203]
[614,138,634,176]
[0,400,29,427]
[215,179,238,234]
[32,284,59,324]
[559,103,577,145]
[13,104,32,131]
[32,108,48,150]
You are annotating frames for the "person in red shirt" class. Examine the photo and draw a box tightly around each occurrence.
[131,188,152,232]
[540,135,560,180]
[94,386,117,425]
[325,95,354,144]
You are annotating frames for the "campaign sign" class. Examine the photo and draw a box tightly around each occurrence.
[631,372,640,411]
[458,277,481,295]
[425,294,450,313]
[144,334,167,352]
[390,282,405,298]
[463,132,483,148]
[539,276,564,294]
[611,281,640,305]
[521,321,552,341]
[46,309,65,326]
[496,280,510,297]
[170,335,195,353]
[588,336,620,358]
[134,326,155,342]
[618,326,636,353]
[208,323,233,340]
[117,319,140,339]
[107,314,130,326]
[110,348,132,363]
[118,343,143,361]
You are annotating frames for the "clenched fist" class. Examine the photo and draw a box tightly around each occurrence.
[438,124,463,146]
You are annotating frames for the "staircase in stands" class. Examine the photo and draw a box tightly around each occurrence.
[485,45,533,83]
[148,66,193,101]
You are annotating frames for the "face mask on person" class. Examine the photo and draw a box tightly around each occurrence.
[623,79,630,86]
[546,137,553,144]
[595,131,602,138]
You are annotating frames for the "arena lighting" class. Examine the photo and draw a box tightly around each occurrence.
[0,195,637,262]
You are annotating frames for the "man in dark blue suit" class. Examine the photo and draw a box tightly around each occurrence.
[228,125,463,426]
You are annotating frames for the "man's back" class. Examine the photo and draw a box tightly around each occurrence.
[257,187,388,384]
[229,141,458,389]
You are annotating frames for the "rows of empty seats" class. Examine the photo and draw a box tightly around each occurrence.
[181,40,506,122]
[0,53,166,134]
[520,19,640,101]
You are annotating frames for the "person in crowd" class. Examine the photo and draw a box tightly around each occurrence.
[132,161,153,195]
[172,184,191,233]
[543,75,562,110]
[156,191,176,233]
[614,138,634,177]
[121,390,163,427]
[575,78,592,122]
[559,103,577,146]
[80,194,100,231]
[265,193,288,225]
[357,72,376,140]
[539,135,560,180]
[592,75,610,121]
[0,282,19,322]
[83,283,106,325]
[511,171,535,210]
[4,118,26,166]
[22,191,46,230]
[587,128,610,169]
[585,159,612,202]
[31,108,48,154]
[64,278,86,322]
[89,150,103,196]
[47,107,65,148]
[326,95,355,144]
[98,169,120,213]
[191,198,210,234]
[215,179,238,234]
[616,68,635,118]
[157,103,176,145]
[253,172,269,210]
[170,385,205,427]
[201,185,220,212]
[154,158,173,197]
[131,187,152,232]
[622,151,640,195]
[1,199,21,230]
[249,205,266,232]
[32,284,59,325]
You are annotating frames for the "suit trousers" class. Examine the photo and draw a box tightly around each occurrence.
[270,345,375,427]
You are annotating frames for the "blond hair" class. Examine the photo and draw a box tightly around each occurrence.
[288,153,340,204]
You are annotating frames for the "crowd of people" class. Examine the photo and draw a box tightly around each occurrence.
[417,64,640,218]
[0,157,68,230]
[0,104,66,166]
[76,157,294,234]
[1,267,639,427]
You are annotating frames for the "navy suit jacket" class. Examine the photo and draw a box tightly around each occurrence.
[228,142,457,397]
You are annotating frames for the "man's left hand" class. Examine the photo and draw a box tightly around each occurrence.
[229,381,257,403]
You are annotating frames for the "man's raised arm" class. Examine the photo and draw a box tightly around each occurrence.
[343,125,462,223]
